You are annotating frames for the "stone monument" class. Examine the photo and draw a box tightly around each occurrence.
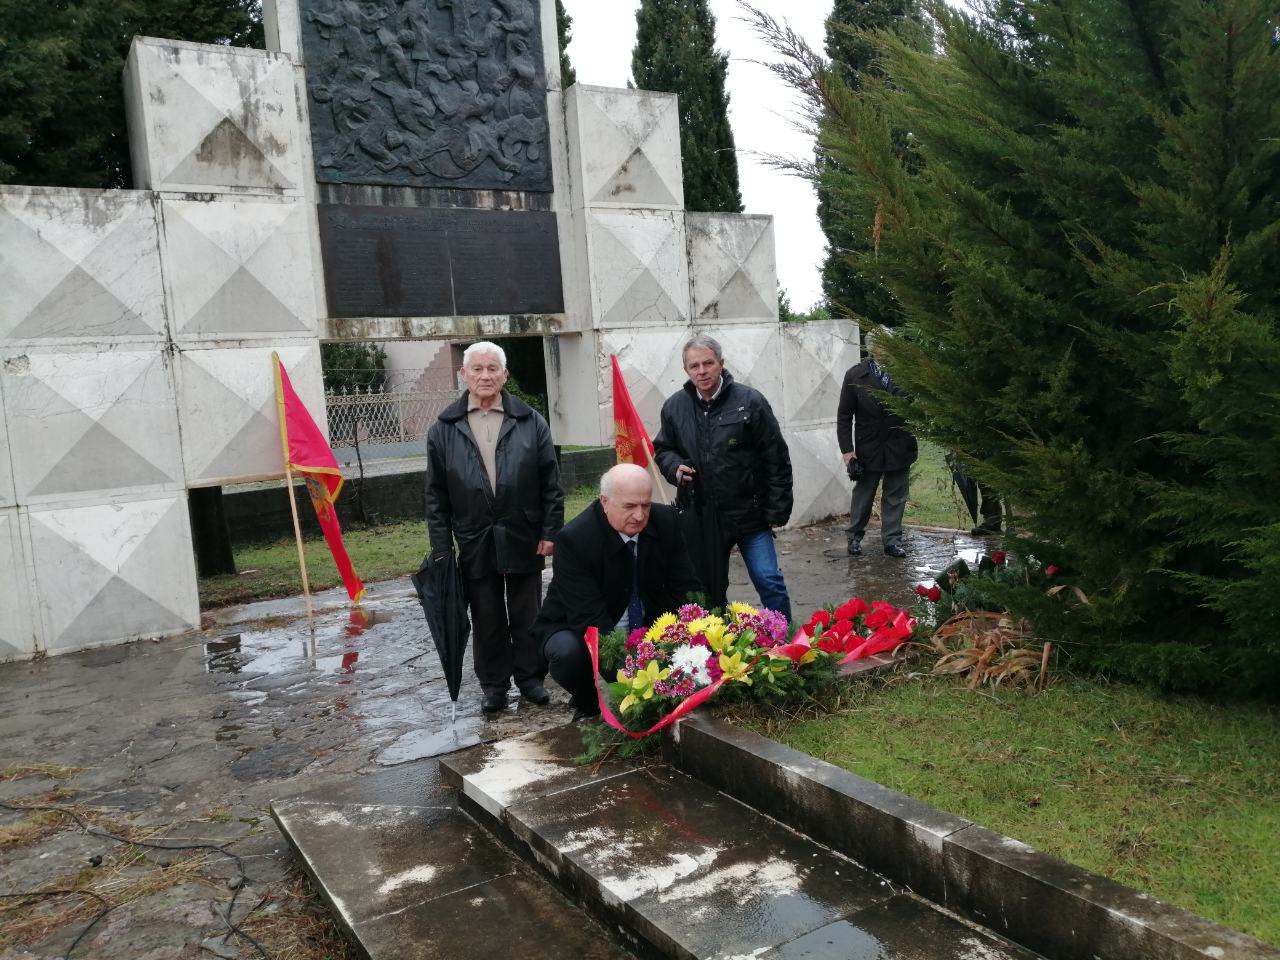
[0,0,857,660]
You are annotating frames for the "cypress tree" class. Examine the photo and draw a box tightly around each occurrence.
[632,0,743,212]
[555,0,576,89]
[817,0,928,324]
[750,0,1280,692]
[0,0,262,188]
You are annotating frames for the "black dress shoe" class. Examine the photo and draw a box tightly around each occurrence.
[481,689,508,713]
[571,706,601,723]
[847,542,863,556]
[884,544,908,558]
[519,683,551,705]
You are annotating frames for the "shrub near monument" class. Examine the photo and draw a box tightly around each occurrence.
[748,0,1280,694]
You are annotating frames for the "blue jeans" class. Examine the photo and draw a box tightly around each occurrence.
[738,529,792,623]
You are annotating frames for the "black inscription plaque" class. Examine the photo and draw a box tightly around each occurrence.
[318,204,564,317]
[300,0,552,192]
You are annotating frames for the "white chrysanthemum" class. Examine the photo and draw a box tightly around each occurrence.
[668,644,713,686]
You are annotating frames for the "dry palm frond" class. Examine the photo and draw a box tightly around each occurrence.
[927,611,1051,691]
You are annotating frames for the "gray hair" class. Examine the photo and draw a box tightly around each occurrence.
[682,333,723,364]
[462,341,507,369]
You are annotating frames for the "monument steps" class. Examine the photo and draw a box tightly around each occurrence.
[273,716,1280,960]
[438,724,1043,960]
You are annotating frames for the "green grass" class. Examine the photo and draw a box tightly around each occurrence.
[906,439,976,529]
[199,485,600,608]
[738,676,1280,944]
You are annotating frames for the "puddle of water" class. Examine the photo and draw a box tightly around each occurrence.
[378,719,485,766]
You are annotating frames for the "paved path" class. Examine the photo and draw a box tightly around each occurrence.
[0,521,990,959]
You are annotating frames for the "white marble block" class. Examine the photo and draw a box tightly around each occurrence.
[687,213,778,324]
[602,326,694,438]
[587,209,690,329]
[544,331,604,446]
[786,423,851,529]
[125,37,306,195]
[159,196,318,342]
[0,186,166,345]
[27,495,199,656]
[566,85,682,211]
[0,509,40,660]
[781,318,860,426]
[176,342,324,486]
[1,347,183,505]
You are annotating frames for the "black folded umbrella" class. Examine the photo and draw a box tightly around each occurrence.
[676,481,729,613]
[411,553,471,718]
[945,453,981,526]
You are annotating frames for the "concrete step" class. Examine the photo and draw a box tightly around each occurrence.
[440,726,1043,960]
[270,763,636,960]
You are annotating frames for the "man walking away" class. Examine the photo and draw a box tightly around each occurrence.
[836,331,918,558]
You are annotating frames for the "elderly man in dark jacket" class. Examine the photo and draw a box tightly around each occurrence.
[836,339,918,558]
[653,334,793,620]
[534,463,701,720]
[426,341,564,714]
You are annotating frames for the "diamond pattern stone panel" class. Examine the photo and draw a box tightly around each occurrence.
[176,342,325,486]
[781,318,860,426]
[160,197,318,342]
[687,213,778,324]
[27,495,198,655]
[0,187,166,345]
[125,37,305,194]
[567,85,683,210]
[786,423,851,529]
[0,508,40,660]
[695,324,784,418]
[588,210,690,329]
[2,347,183,505]
[600,325,694,446]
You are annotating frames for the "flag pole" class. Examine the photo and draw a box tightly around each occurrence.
[647,459,671,506]
[284,463,314,619]
[274,352,314,619]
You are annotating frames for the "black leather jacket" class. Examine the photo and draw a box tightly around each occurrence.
[653,371,793,537]
[425,391,563,579]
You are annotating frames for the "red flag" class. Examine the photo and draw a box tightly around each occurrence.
[611,355,655,468]
[273,353,365,603]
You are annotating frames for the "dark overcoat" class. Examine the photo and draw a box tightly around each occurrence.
[425,391,563,580]
[836,358,919,473]
[531,501,702,645]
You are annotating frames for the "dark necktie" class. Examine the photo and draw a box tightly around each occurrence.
[627,540,644,631]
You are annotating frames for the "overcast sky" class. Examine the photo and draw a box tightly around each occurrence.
[560,0,831,312]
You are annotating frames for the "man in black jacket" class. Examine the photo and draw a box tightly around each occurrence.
[426,342,564,714]
[836,338,918,558]
[533,463,701,720]
[653,334,793,620]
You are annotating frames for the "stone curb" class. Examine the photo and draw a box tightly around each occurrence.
[662,714,1279,960]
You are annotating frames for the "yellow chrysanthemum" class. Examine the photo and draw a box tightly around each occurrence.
[728,601,758,618]
[644,612,678,642]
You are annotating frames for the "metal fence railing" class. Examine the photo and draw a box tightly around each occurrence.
[325,387,457,448]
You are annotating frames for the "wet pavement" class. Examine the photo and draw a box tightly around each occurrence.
[0,519,989,959]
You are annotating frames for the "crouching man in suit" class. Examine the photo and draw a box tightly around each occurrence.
[533,463,702,721]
